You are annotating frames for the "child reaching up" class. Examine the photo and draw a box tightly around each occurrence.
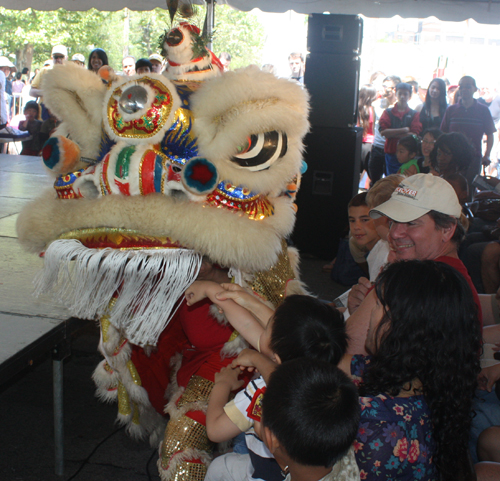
[185,280,274,353]
[396,134,421,176]
[261,358,360,481]
[197,294,349,481]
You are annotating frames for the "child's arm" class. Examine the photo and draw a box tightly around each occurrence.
[215,283,274,328]
[185,281,264,350]
[206,366,244,443]
[231,349,277,384]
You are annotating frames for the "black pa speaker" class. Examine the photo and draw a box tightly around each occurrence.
[307,13,363,55]
[305,14,363,129]
[293,126,363,260]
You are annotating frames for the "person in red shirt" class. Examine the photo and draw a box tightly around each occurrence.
[379,82,422,175]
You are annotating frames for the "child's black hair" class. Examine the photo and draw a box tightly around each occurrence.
[347,191,368,209]
[397,134,420,156]
[262,358,360,467]
[270,295,347,365]
[24,100,39,115]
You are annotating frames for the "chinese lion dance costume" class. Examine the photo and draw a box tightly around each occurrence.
[16,22,309,481]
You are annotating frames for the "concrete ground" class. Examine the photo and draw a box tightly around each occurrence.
[0,154,347,481]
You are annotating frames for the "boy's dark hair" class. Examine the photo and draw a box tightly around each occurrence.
[347,191,368,209]
[397,134,420,156]
[262,358,360,467]
[270,295,347,365]
[135,58,153,71]
[396,82,412,95]
[24,100,39,115]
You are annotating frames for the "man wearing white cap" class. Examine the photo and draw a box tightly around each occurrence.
[0,56,14,127]
[149,53,164,74]
[30,45,67,120]
[71,53,85,67]
[345,174,482,354]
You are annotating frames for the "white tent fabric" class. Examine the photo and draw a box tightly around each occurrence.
[2,0,500,24]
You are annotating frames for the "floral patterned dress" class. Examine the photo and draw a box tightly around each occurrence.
[351,355,438,481]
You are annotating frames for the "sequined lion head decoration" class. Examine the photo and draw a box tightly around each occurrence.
[17,26,309,347]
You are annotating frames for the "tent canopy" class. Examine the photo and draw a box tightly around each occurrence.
[2,0,500,24]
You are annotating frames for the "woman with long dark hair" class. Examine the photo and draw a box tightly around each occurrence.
[343,260,481,481]
[434,132,475,177]
[87,48,108,74]
[419,78,448,131]
[358,84,377,174]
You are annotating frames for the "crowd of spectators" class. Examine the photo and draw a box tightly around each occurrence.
[4,43,500,480]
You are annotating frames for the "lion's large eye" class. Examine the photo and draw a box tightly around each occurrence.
[230,131,287,171]
[119,85,148,114]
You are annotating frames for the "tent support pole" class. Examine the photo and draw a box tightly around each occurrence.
[206,0,215,51]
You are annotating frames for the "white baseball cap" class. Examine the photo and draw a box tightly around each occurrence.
[370,174,462,222]
[149,53,163,63]
[0,56,14,68]
[51,45,68,57]
[71,53,85,63]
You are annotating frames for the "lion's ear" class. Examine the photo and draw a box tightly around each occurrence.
[42,63,107,159]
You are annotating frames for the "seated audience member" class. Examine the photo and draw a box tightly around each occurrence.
[261,358,360,481]
[420,127,442,174]
[149,53,163,74]
[379,82,422,175]
[365,174,404,281]
[475,426,500,480]
[346,174,482,354]
[135,58,152,75]
[202,294,349,481]
[87,48,108,74]
[327,193,380,285]
[122,56,136,76]
[18,100,42,156]
[71,53,85,68]
[39,110,60,145]
[435,132,475,178]
[396,134,422,176]
[444,172,469,207]
[339,260,481,481]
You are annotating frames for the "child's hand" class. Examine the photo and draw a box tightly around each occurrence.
[230,348,260,372]
[216,284,260,311]
[214,366,244,391]
[185,280,209,306]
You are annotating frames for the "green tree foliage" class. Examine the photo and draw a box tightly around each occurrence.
[0,5,264,73]
[211,5,265,69]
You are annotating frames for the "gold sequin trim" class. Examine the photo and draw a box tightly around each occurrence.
[127,360,142,386]
[251,238,295,307]
[228,330,239,343]
[58,228,181,250]
[170,460,207,481]
[100,316,111,343]
[160,415,212,468]
[132,402,140,425]
[177,376,214,409]
[118,382,132,416]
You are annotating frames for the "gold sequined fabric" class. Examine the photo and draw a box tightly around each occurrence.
[177,376,213,409]
[170,461,207,481]
[117,383,132,416]
[251,239,295,307]
[160,415,212,468]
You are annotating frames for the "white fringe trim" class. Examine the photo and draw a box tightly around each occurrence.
[34,239,202,347]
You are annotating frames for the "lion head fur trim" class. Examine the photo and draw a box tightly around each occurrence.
[191,65,310,196]
[16,190,295,273]
[41,63,107,159]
